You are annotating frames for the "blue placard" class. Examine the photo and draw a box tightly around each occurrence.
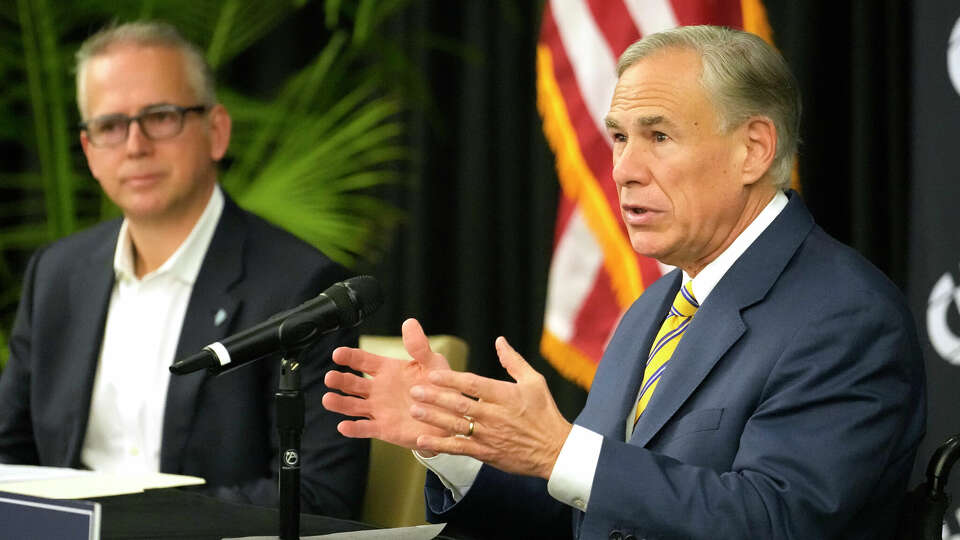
[0,491,100,539]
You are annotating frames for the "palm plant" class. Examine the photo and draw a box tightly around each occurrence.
[0,0,412,368]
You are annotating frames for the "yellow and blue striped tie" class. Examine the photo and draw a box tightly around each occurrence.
[633,282,699,427]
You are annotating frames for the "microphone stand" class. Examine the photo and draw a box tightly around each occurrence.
[168,276,383,540]
[277,351,306,540]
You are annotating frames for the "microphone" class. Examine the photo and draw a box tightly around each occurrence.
[170,275,382,375]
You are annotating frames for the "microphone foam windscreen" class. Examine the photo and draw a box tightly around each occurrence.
[344,275,383,320]
[326,275,383,328]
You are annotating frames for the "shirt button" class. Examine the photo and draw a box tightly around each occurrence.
[130,447,140,456]
[573,497,585,510]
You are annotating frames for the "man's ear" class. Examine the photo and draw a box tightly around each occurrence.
[80,131,92,160]
[208,104,232,161]
[741,116,777,185]
[79,132,103,184]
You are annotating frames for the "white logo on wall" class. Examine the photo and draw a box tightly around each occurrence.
[945,506,960,540]
[950,16,960,95]
[928,268,960,365]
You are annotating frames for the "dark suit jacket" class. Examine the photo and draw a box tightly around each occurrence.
[0,195,369,519]
[426,192,926,539]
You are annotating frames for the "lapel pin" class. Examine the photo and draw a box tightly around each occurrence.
[214,308,227,327]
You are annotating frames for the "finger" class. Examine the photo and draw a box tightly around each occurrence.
[495,336,536,383]
[410,384,488,418]
[331,346,384,375]
[337,419,380,439]
[401,318,449,370]
[409,403,474,437]
[322,391,372,418]
[427,370,511,404]
[324,370,370,398]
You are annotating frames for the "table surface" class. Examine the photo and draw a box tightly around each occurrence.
[89,488,482,540]
[91,488,372,540]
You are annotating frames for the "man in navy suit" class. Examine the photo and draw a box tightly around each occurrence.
[322,25,925,538]
[0,21,368,518]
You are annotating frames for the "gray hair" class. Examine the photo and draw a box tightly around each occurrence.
[75,21,216,118]
[618,25,800,189]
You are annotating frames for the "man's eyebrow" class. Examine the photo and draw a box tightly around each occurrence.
[603,115,672,130]
[637,115,666,127]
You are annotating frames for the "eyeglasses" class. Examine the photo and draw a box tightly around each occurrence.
[79,104,209,147]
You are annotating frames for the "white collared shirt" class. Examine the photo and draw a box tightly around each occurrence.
[418,190,790,512]
[80,185,224,473]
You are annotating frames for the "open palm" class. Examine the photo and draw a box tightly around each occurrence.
[322,318,452,449]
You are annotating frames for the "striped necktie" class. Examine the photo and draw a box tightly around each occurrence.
[633,282,699,427]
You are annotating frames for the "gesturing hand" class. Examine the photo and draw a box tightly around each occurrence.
[321,318,454,450]
[408,336,573,479]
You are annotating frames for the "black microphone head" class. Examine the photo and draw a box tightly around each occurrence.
[170,349,219,375]
[326,275,383,328]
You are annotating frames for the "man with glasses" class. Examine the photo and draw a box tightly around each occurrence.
[0,21,369,519]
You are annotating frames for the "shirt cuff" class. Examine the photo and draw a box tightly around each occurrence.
[547,424,602,512]
[413,451,483,501]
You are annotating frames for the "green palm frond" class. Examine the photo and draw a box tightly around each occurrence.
[0,328,7,370]
[224,52,407,266]
[18,0,77,239]
[62,0,307,69]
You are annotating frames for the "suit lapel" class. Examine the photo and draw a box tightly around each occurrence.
[630,191,815,447]
[160,198,247,473]
[629,294,745,446]
[63,223,120,466]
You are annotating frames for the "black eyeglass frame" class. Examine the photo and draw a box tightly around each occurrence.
[78,104,210,147]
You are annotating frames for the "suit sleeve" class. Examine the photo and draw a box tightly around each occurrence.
[0,248,44,464]
[585,290,924,539]
[425,465,573,539]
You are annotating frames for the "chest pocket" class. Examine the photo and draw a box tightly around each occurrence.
[653,407,724,445]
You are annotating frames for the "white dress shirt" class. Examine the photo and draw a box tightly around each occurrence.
[80,185,224,473]
[420,190,789,512]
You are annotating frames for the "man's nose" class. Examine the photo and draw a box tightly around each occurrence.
[612,143,650,186]
[125,120,152,155]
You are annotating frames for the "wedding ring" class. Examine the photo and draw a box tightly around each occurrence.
[466,420,475,437]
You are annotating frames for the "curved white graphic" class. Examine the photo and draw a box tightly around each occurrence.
[944,506,960,539]
[928,269,960,365]
[950,17,960,96]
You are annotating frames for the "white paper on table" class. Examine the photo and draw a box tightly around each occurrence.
[0,464,205,499]
[228,523,447,540]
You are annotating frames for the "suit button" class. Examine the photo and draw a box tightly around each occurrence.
[624,535,636,540]
[609,532,623,540]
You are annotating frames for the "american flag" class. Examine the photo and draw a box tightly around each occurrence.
[537,0,774,389]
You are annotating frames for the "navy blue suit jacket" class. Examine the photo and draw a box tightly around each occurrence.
[426,192,926,539]
[0,195,369,518]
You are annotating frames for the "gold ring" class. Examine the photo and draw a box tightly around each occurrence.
[466,420,475,437]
